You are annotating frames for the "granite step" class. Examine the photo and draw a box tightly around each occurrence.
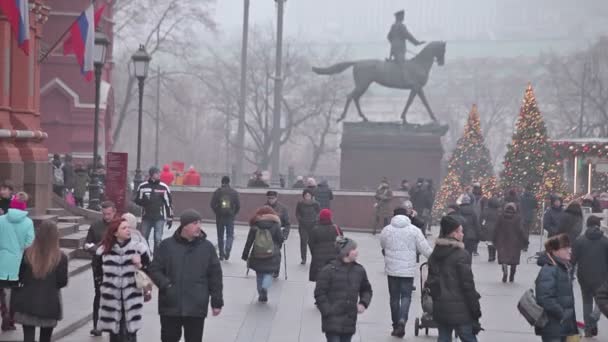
[30,214,58,226]
[58,222,80,238]
[47,207,68,217]
[60,231,88,249]
[58,216,85,224]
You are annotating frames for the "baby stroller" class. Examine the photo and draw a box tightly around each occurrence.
[414,262,438,336]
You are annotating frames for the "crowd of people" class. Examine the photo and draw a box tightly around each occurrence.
[3,167,608,342]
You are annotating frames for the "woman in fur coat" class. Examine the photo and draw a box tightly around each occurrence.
[95,218,151,342]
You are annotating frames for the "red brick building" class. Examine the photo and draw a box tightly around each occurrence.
[40,0,114,159]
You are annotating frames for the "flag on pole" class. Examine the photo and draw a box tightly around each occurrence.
[63,4,105,80]
[0,0,31,55]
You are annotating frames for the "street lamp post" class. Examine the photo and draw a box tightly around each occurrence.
[270,0,286,186]
[131,45,152,191]
[88,29,110,211]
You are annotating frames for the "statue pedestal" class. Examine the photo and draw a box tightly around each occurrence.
[340,121,448,190]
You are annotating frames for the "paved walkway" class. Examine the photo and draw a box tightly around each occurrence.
[25,225,608,341]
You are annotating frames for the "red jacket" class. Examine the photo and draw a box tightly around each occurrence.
[183,168,201,186]
[159,164,175,185]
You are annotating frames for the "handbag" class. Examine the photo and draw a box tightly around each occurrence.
[134,270,154,289]
[517,288,548,328]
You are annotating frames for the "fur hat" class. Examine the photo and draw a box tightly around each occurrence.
[544,234,571,252]
[504,203,517,214]
[319,208,332,224]
[587,215,603,227]
[440,216,461,237]
[335,236,357,259]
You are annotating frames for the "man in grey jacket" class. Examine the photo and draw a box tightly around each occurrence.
[148,209,223,342]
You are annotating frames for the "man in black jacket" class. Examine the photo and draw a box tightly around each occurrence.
[314,180,334,210]
[427,216,481,342]
[134,167,174,253]
[84,200,116,336]
[296,189,321,264]
[266,191,291,277]
[543,195,563,237]
[210,176,240,261]
[572,215,608,337]
[148,209,223,342]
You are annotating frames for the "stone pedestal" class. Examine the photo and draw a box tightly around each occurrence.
[340,121,448,190]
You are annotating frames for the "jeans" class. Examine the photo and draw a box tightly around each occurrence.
[256,272,273,294]
[541,338,565,342]
[582,286,599,330]
[23,326,53,342]
[325,333,353,342]
[216,217,235,259]
[92,273,101,329]
[160,316,205,342]
[437,324,477,342]
[142,218,165,253]
[387,276,414,327]
[298,223,314,261]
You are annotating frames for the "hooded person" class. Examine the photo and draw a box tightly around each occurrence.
[493,203,527,283]
[556,202,583,244]
[380,212,432,337]
[572,215,608,337]
[182,166,201,186]
[159,164,175,185]
[148,209,224,342]
[426,216,482,341]
[314,237,372,342]
[458,194,481,255]
[308,209,343,282]
[534,234,578,341]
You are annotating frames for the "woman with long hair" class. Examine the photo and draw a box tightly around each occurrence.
[241,206,284,303]
[493,203,527,283]
[11,221,68,342]
[95,218,151,342]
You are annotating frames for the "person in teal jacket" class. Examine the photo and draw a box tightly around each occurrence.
[0,208,35,283]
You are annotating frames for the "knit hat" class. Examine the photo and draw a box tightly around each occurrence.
[440,215,461,237]
[221,176,230,185]
[587,215,603,227]
[266,190,278,197]
[179,209,202,229]
[504,203,517,214]
[335,236,357,259]
[402,200,413,210]
[545,234,571,252]
[319,208,332,224]
[149,166,160,177]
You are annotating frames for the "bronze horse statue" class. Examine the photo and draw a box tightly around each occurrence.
[312,41,446,124]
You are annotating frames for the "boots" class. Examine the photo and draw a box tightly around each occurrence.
[501,264,508,283]
[509,265,517,283]
[391,320,405,338]
[488,245,496,262]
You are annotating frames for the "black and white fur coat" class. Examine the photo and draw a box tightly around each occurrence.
[94,239,150,334]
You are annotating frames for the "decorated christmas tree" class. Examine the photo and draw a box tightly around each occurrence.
[433,104,497,218]
[501,84,563,198]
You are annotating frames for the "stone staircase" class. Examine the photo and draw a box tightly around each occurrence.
[31,208,93,262]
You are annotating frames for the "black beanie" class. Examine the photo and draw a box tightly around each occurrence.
[440,216,461,237]
[179,209,202,229]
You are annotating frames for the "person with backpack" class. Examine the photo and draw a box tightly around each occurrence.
[314,237,373,342]
[309,209,343,282]
[265,191,290,277]
[241,206,284,303]
[210,176,241,261]
[296,189,321,265]
[535,234,578,342]
[51,154,64,197]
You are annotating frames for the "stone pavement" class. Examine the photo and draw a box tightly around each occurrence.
[45,225,608,341]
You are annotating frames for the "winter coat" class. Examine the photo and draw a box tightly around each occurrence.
[380,215,432,278]
[292,180,305,189]
[247,179,269,188]
[426,238,481,326]
[375,187,394,218]
[471,194,486,221]
[535,253,578,338]
[315,182,334,209]
[493,210,526,265]
[314,259,373,334]
[595,281,608,319]
[62,162,75,189]
[543,207,563,237]
[11,253,68,320]
[242,214,284,274]
[481,198,500,242]
[159,164,175,185]
[572,226,608,292]
[556,208,583,243]
[210,185,241,218]
[0,209,35,282]
[134,179,173,221]
[520,191,538,223]
[73,168,89,198]
[296,200,320,226]
[148,229,224,318]
[86,219,111,249]
[459,204,481,242]
[267,201,291,237]
[411,187,433,213]
[95,239,150,334]
[182,168,201,186]
[309,223,342,282]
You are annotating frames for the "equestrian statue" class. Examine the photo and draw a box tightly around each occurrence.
[312,10,446,125]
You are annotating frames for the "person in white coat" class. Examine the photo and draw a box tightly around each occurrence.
[380,213,433,338]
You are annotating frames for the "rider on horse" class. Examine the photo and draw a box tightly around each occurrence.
[387,10,425,63]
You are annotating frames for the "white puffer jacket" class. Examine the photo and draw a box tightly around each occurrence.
[380,215,433,277]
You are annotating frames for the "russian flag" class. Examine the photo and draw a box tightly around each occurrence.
[63,4,105,80]
[0,0,31,55]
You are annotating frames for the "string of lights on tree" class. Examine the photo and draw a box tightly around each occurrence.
[433,104,497,218]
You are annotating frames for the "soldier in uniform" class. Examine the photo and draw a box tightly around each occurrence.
[387,10,425,63]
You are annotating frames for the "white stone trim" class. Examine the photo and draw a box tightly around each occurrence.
[41,78,110,110]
